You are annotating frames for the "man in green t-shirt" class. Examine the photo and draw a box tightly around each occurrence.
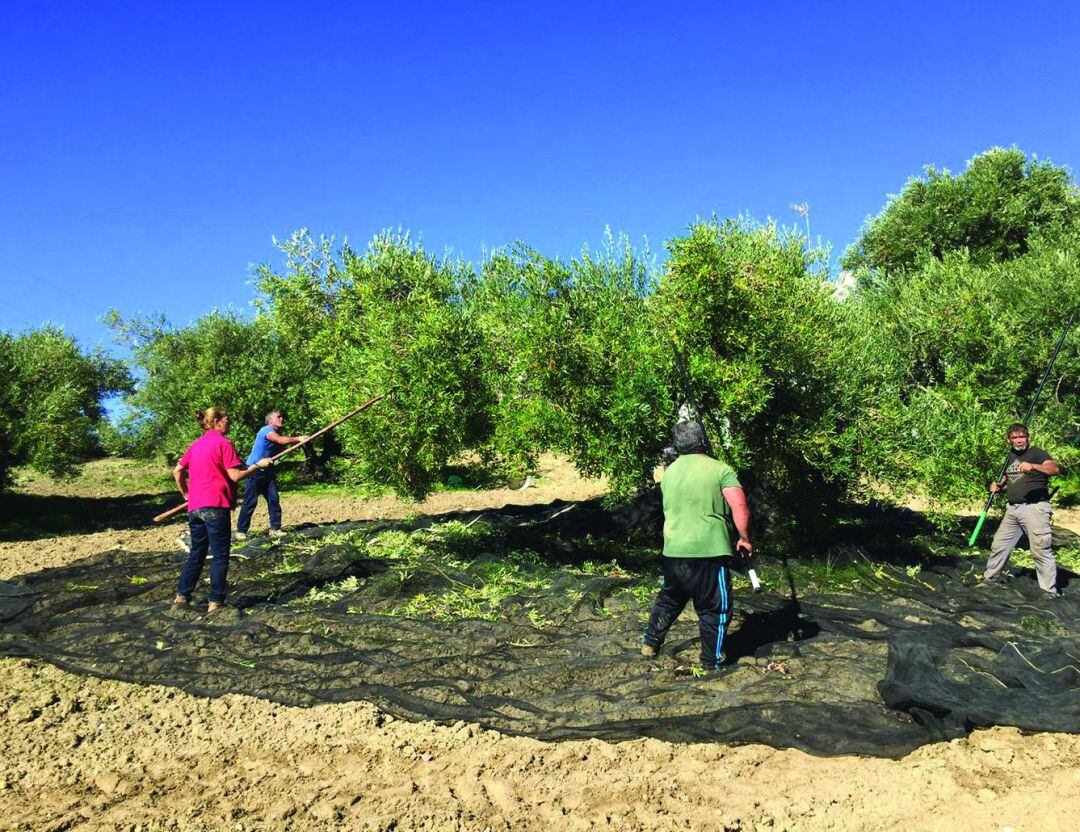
[641,420,753,670]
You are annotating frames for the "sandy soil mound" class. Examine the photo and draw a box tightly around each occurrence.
[2,458,1079,830]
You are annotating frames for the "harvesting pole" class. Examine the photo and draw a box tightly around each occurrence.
[154,390,393,523]
[968,311,1076,546]
[672,346,761,591]
[672,346,713,458]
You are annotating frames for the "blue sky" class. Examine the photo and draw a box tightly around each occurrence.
[2,0,1079,355]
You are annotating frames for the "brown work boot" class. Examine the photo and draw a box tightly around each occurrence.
[207,601,223,614]
[172,595,189,607]
[641,643,658,658]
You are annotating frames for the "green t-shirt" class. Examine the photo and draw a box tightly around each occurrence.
[660,453,742,558]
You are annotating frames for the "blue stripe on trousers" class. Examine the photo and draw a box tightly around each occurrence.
[715,564,727,663]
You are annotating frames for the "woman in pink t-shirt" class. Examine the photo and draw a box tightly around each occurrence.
[172,407,272,612]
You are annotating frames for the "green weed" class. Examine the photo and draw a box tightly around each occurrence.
[1019,615,1068,636]
[250,550,306,583]
[1013,546,1080,574]
[623,581,657,607]
[292,575,363,606]
[390,561,552,623]
[527,609,555,629]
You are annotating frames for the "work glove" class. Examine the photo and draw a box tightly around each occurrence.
[256,457,274,469]
[297,435,311,444]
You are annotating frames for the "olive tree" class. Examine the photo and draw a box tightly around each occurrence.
[254,230,493,499]
[843,147,1079,281]
[0,325,131,489]
[105,309,310,463]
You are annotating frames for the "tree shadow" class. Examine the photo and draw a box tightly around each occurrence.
[827,501,953,566]
[0,491,173,542]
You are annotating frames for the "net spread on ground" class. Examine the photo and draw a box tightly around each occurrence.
[1,498,1077,757]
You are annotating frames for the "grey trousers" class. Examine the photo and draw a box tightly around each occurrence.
[984,501,1057,592]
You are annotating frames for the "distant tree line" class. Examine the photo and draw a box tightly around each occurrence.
[5,147,1080,541]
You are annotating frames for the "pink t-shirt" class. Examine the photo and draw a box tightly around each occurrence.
[178,430,244,510]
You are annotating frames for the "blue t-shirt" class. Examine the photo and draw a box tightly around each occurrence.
[246,425,277,466]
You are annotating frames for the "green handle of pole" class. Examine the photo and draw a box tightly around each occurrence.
[968,508,990,547]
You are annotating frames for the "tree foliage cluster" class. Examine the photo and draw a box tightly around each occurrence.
[250,230,492,499]
[841,148,1080,508]
[842,147,1079,280]
[102,308,314,466]
[11,146,1080,544]
[0,326,130,490]
[104,221,854,539]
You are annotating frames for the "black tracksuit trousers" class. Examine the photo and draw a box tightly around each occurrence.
[643,556,733,670]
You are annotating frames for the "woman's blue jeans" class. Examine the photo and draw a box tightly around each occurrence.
[177,507,232,604]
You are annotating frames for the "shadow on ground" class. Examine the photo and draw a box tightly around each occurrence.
[0,491,175,542]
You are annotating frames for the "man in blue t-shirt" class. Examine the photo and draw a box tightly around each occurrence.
[235,410,309,539]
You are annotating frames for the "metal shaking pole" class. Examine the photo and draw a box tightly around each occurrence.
[968,310,1076,546]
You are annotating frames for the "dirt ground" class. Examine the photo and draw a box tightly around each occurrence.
[2,459,1079,831]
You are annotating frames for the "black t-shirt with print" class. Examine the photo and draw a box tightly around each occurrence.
[1003,446,1053,504]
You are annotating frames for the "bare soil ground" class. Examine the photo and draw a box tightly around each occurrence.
[2,459,1079,832]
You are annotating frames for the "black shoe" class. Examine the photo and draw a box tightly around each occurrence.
[1046,589,1063,599]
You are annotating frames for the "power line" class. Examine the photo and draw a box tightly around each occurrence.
[0,253,101,312]
[0,296,37,320]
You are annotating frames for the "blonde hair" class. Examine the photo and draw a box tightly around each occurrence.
[196,406,229,430]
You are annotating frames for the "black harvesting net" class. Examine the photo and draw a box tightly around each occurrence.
[1,498,1077,757]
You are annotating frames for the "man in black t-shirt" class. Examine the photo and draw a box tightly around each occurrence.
[983,423,1061,596]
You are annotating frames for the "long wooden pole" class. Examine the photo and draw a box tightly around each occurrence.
[153,391,392,523]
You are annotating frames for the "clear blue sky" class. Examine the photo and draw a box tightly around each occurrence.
[2,0,1079,355]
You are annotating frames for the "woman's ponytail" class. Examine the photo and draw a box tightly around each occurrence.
[196,406,229,430]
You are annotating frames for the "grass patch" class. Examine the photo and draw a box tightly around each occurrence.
[391,561,554,623]
[1019,614,1069,636]
[291,575,363,606]
[1012,546,1080,574]
[1,458,175,541]
[11,457,175,498]
[286,480,386,500]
